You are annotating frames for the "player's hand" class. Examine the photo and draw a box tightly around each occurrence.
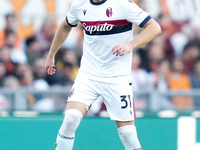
[112,43,133,56]
[45,55,56,75]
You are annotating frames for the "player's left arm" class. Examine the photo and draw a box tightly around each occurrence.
[112,18,161,56]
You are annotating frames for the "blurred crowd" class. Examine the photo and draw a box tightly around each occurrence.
[0,0,200,113]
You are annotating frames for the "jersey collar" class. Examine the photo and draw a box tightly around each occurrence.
[90,0,107,5]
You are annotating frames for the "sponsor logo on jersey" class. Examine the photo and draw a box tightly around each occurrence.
[106,7,113,17]
[83,10,87,16]
[82,22,114,34]
[80,20,132,35]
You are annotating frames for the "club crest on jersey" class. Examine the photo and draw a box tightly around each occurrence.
[106,7,113,17]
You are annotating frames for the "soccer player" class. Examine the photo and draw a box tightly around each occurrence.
[45,0,161,149]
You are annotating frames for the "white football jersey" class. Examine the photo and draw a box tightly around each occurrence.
[66,0,151,83]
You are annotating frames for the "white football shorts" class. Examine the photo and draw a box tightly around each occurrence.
[67,77,136,121]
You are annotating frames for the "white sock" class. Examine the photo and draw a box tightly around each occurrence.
[118,125,142,150]
[55,109,82,150]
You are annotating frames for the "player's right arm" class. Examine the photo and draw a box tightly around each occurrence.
[45,20,72,75]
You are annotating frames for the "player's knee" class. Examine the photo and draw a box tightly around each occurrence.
[59,109,83,136]
[64,109,82,129]
[118,125,142,150]
[65,117,77,130]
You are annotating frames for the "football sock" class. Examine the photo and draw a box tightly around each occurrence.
[118,125,142,150]
[55,109,82,150]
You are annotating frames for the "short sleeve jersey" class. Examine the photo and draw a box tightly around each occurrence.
[66,0,151,83]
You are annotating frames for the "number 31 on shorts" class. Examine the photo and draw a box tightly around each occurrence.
[120,95,132,109]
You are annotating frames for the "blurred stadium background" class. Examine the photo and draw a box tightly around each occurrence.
[0,0,200,150]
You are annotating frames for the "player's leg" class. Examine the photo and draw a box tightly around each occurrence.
[55,102,87,150]
[101,81,142,150]
[55,78,99,150]
[116,120,142,150]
